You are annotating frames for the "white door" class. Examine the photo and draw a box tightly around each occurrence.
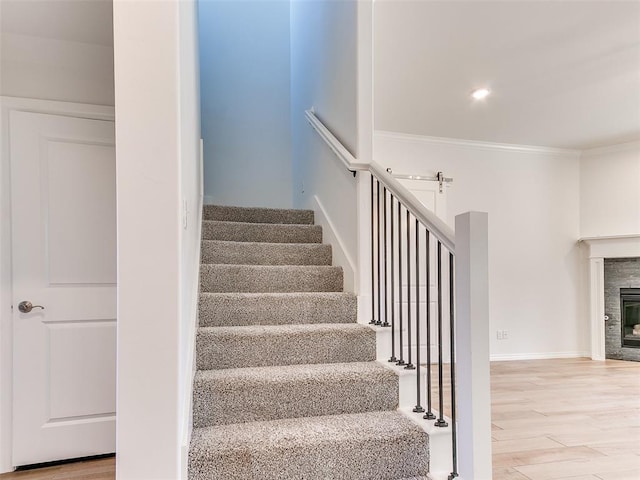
[397,177,447,220]
[397,177,450,364]
[10,111,116,466]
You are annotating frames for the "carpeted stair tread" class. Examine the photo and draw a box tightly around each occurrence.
[201,239,331,266]
[188,410,429,480]
[203,220,322,244]
[204,205,314,225]
[198,292,357,326]
[196,323,375,370]
[192,362,398,427]
[200,264,343,293]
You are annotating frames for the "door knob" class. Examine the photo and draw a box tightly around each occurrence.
[18,301,45,313]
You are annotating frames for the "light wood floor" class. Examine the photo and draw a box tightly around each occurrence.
[491,358,640,480]
[0,358,637,479]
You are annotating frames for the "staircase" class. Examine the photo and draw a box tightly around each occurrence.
[189,205,429,480]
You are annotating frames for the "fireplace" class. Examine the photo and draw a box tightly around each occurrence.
[603,258,640,361]
[583,236,640,361]
[621,288,640,349]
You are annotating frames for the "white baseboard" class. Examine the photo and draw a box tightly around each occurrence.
[490,351,590,361]
[312,195,357,293]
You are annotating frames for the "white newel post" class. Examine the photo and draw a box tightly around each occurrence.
[454,212,491,480]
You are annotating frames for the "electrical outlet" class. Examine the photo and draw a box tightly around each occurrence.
[496,330,503,340]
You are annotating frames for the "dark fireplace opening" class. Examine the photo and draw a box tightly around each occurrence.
[621,288,640,349]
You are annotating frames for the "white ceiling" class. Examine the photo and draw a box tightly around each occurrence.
[1,0,113,47]
[374,0,640,150]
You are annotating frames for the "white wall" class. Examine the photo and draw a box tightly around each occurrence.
[113,0,200,478]
[199,0,292,208]
[0,32,114,106]
[290,0,360,290]
[580,141,640,238]
[375,133,586,359]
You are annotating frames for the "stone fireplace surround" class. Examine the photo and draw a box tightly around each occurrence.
[582,235,640,361]
[604,259,640,361]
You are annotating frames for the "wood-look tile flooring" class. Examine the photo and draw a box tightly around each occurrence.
[0,358,637,479]
[491,358,640,480]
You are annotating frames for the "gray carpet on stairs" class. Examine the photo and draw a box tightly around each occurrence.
[204,204,314,225]
[203,220,322,243]
[198,292,358,327]
[193,362,398,427]
[189,411,429,480]
[200,264,344,293]
[190,205,429,479]
[201,239,332,265]
[196,323,375,370]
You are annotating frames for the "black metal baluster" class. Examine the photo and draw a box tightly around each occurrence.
[435,241,448,427]
[376,180,382,326]
[405,209,415,370]
[397,203,405,366]
[424,230,436,420]
[448,251,458,479]
[382,188,389,327]
[388,195,397,363]
[370,175,376,325]
[413,219,424,411]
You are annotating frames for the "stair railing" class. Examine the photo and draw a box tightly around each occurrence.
[370,166,458,478]
[305,109,491,480]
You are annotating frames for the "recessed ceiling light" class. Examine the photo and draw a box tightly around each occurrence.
[471,88,490,100]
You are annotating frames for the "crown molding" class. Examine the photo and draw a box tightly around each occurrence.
[375,130,582,158]
[580,139,640,157]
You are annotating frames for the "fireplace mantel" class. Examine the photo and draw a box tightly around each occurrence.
[580,234,640,360]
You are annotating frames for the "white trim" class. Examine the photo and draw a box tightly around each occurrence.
[312,195,357,293]
[580,234,640,242]
[375,130,582,158]
[490,351,590,361]
[356,173,372,324]
[581,139,640,157]
[589,258,606,361]
[581,236,640,259]
[0,96,115,121]
[0,96,114,473]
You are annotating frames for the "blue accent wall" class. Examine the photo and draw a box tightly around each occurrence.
[199,0,292,207]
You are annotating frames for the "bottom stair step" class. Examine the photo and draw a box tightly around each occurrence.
[189,411,429,480]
